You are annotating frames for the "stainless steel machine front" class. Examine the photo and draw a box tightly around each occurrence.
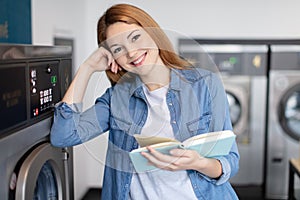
[178,40,268,186]
[0,44,73,199]
[266,45,300,199]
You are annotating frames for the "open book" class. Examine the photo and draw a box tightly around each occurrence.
[129,130,236,172]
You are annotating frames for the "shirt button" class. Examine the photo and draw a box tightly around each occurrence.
[168,103,173,106]
[172,120,176,124]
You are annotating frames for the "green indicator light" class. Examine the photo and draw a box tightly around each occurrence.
[51,76,57,84]
[229,57,237,64]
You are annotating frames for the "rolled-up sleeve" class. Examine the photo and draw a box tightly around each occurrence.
[50,89,111,147]
[201,72,240,185]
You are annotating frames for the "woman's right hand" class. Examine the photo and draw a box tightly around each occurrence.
[62,47,120,104]
[82,47,120,74]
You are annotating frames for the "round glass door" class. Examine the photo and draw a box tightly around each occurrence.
[279,85,300,141]
[14,143,65,200]
[33,161,58,200]
[227,92,241,126]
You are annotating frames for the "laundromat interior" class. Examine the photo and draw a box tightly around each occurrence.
[1,0,300,199]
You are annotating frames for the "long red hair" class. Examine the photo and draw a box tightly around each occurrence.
[97,3,190,85]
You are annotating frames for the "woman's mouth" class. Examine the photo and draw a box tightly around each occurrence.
[131,52,147,67]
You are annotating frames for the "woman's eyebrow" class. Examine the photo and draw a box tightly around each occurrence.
[109,43,119,49]
[127,29,139,39]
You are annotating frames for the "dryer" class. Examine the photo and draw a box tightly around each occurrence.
[0,44,73,199]
[201,44,268,186]
[178,41,268,186]
[266,45,300,199]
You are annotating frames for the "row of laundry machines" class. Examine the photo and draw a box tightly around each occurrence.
[179,39,300,199]
[0,44,73,199]
[0,41,299,199]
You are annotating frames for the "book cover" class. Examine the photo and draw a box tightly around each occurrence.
[129,130,236,172]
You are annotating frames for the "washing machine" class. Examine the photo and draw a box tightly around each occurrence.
[178,40,268,185]
[266,45,300,199]
[0,44,73,199]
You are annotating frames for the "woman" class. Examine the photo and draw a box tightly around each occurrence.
[50,3,240,200]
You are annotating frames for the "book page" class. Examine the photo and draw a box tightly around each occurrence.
[130,141,180,153]
[133,134,178,147]
[182,130,234,147]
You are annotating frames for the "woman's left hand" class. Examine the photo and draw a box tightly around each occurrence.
[141,146,205,171]
[141,146,222,178]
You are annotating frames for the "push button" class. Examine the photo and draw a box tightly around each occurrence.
[46,66,52,74]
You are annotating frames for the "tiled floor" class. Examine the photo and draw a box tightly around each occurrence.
[233,186,266,200]
[81,188,102,200]
[81,186,266,200]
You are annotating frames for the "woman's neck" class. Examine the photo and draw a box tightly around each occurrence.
[140,61,171,91]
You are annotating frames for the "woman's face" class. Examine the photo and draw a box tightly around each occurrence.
[105,22,161,76]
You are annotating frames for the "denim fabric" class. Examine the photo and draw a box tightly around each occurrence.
[50,67,240,200]
[33,161,58,200]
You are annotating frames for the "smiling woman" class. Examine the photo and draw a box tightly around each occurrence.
[97,4,190,85]
[105,23,171,91]
[105,23,163,81]
[50,3,240,200]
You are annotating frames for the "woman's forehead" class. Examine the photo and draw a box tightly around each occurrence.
[106,22,142,39]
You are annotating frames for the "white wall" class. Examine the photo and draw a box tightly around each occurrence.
[84,0,300,53]
[32,0,300,199]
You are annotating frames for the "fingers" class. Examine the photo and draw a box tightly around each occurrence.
[146,146,178,162]
[101,47,121,74]
[169,148,189,157]
[108,59,118,74]
[141,147,205,171]
[110,59,120,74]
[141,147,181,170]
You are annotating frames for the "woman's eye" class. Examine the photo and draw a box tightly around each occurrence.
[113,47,122,54]
[132,34,141,42]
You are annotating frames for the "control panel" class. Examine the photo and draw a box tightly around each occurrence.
[29,61,60,118]
[178,42,268,76]
[0,59,71,137]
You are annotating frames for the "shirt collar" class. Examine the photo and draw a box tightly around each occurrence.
[124,68,197,97]
[169,69,182,91]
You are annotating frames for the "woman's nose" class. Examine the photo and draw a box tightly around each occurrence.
[126,44,138,58]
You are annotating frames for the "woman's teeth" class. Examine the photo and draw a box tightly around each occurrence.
[132,54,145,66]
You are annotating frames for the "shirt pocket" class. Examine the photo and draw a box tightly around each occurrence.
[186,113,212,135]
[110,117,134,151]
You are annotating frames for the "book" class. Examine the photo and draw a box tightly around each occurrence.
[129,130,236,172]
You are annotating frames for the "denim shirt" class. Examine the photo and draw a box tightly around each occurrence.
[50,67,240,200]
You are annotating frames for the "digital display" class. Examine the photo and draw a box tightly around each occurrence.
[211,53,242,74]
[0,64,27,132]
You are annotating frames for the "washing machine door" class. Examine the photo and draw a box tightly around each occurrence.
[227,92,241,126]
[279,84,300,141]
[14,143,69,200]
[224,81,249,143]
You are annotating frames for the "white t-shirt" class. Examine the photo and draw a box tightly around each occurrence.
[129,85,197,200]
